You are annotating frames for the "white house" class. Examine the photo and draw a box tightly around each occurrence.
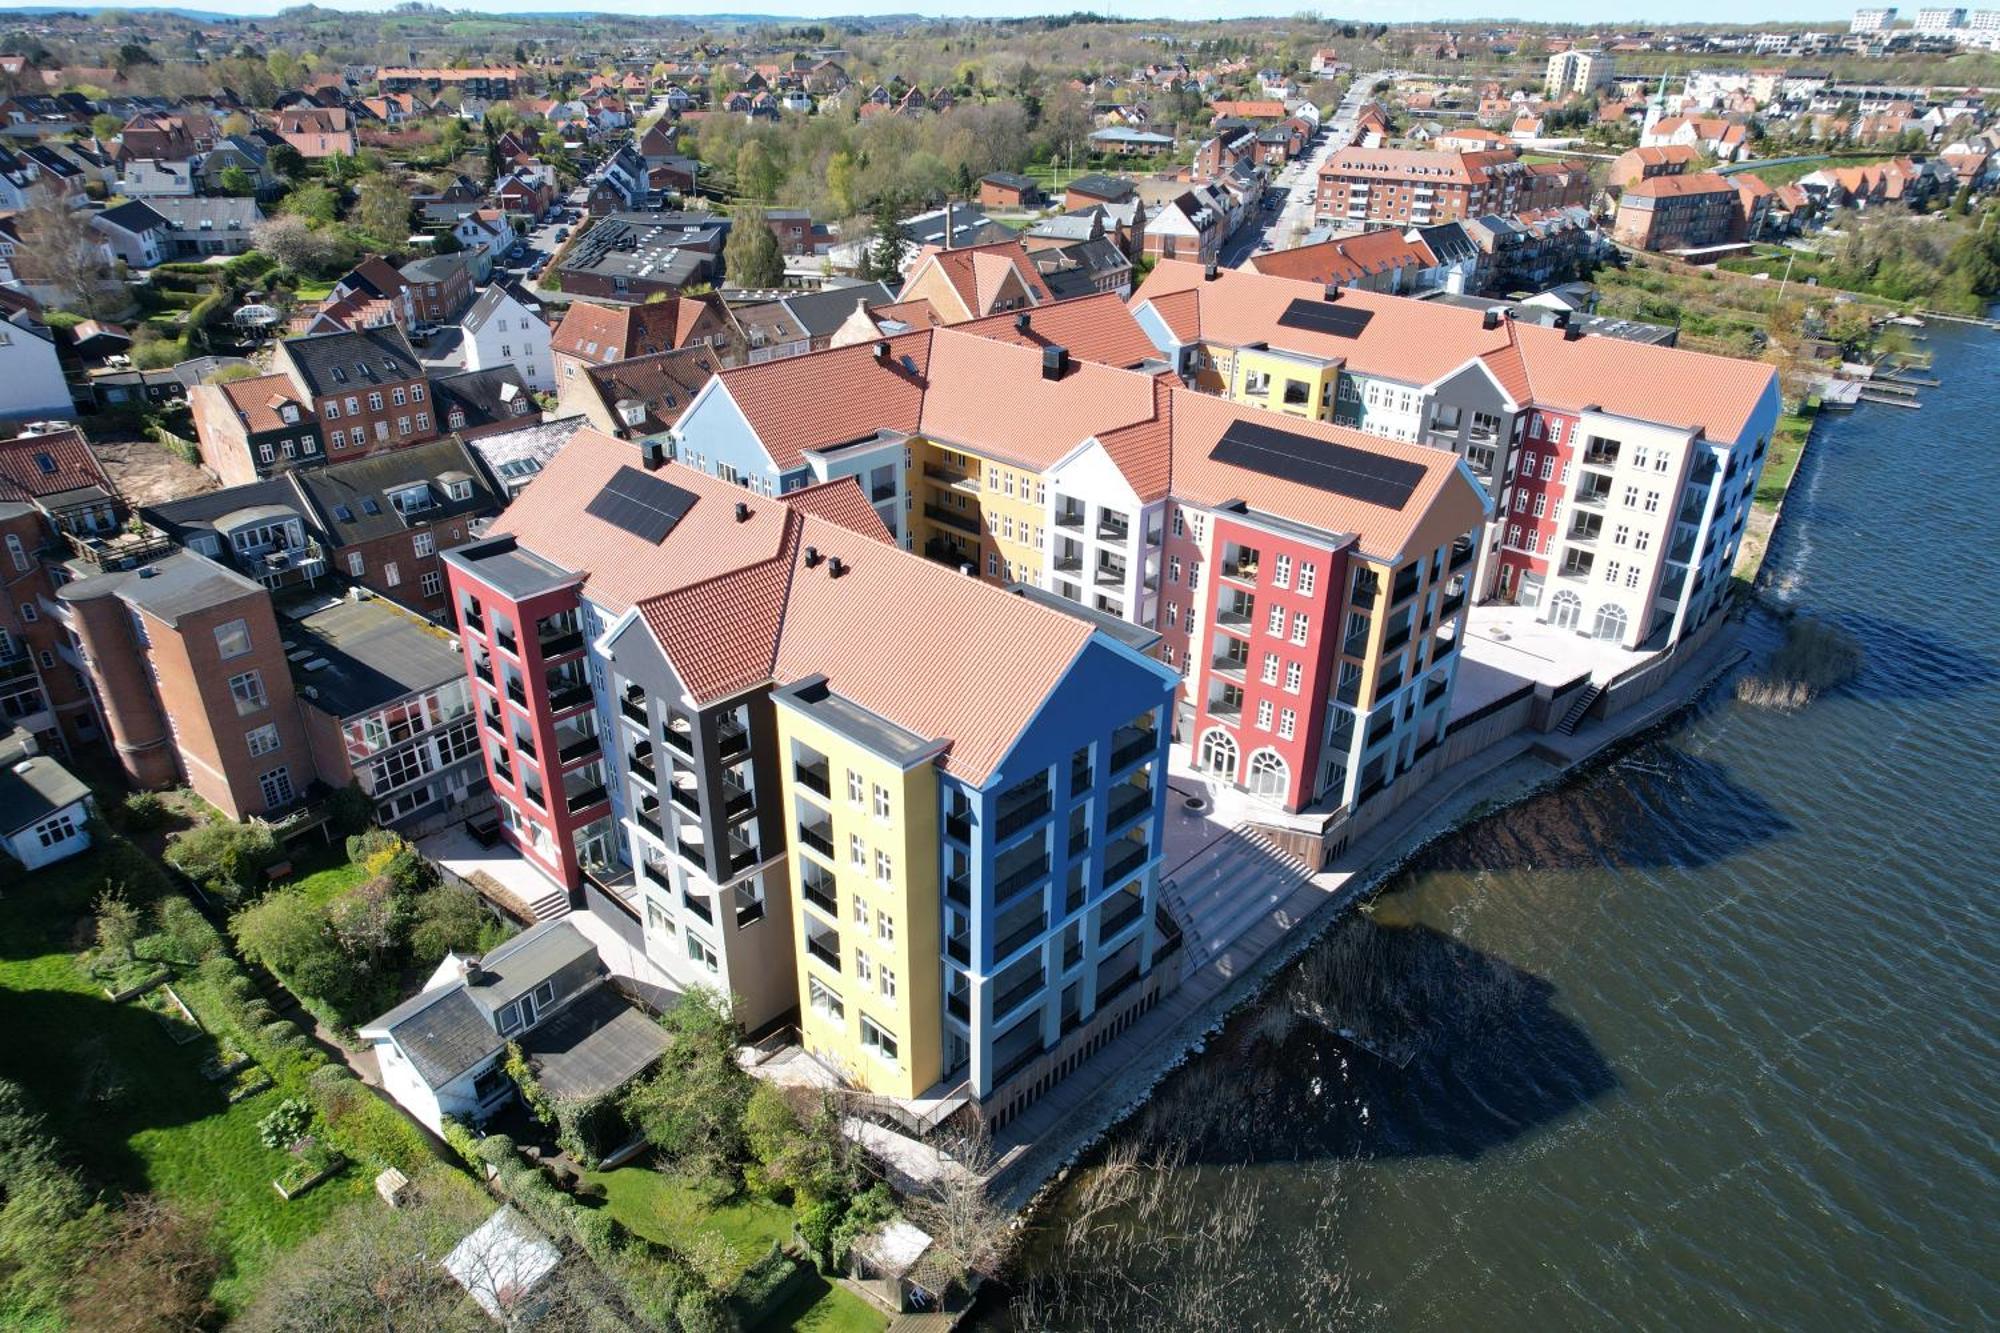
[0,311,79,421]
[358,919,668,1137]
[452,213,515,273]
[0,729,92,871]
[118,158,199,198]
[90,199,170,269]
[461,281,553,392]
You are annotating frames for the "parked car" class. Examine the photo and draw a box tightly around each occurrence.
[556,227,570,241]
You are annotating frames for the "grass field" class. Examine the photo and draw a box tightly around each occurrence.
[0,844,365,1316]
[1735,154,1897,189]
[766,1272,891,1333]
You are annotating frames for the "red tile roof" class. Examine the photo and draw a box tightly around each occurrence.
[553,296,729,363]
[0,427,112,502]
[952,290,1160,370]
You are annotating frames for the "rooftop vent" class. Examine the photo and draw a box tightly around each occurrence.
[1041,344,1069,381]
[734,501,750,523]
[1203,260,1219,282]
[1014,312,1031,333]
[827,555,847,578]
[803,545,822,568]
[1564,321,1585,342]
[873,340,890,362]
[1481,308,1502,331]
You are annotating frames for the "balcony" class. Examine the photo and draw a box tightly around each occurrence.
[1581,440,1621,468]
[473,658,495,687]
[682,889,714,927]
[720,781,754,821]
[1071,753,1093,794]
[1104,838,1149,886]
[801,868,838,917]
[1100,895,1144,940]
[492,761,513,786]
[620,689,648,726]
[1094,558,1127,589]
[628,743,655,785]
[717,719,750,761]
[1096,516,1130,544]
[1210,650,1249,681]
[1449,538,1476,572]
[798,820,835,857]
[994,789,1051,841]
[1439,591,1465,619]
[1095,967,1140,1009]
[669,781,699,815]
[505,678,527,707]
[993,971,1046,1021]
[794,758,830,797]
[1424,676,1450,706]
[994,851,1050,900]
[1055,505,1085,530]
[947,871,969,906]
[513,731,538,761]
[1207,698,1243,723]
[536,616,585,659]
[1068,825,1090,857]
[924,503,982,536]
[461,605,485,633]
[1106,782,1151,833]
[1391,566,1421,604]
[1220,553,1261,583]
[992,913,1047,963]
[546,676,592,714]
[945,809,971,843]
[1110,726,1154,772]
[482,707,504,737]
[1558,555,1594,582]
[555,725,600,765]
[946,934,969,966]
[564,781,607,815]
[634,807,662,840]
[922,461,979,492]
[947,988,969,1021]
[1215,595,1255,629]
[806,933,841,970]
[1574,484,1612,510]
[495,627,519,656]
[993,1031,1053,1086]
[663,720,695,758]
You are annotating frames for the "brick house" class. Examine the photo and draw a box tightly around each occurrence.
[269,326,439,460]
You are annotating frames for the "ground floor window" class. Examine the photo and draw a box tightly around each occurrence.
[1592,603,1629,641]
[258,767,294,809]
[32,811,78,847]
[1198,728,1237,779]
[685,931,718,974]
[860,1015,899,1063]
[1549,590,1582,630]
[1246,748,1289,800]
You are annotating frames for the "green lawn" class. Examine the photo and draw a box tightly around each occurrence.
[291,280,335,301]
[766,1271,890,1333]
[1757,407,1818,510]
[285,849,374,907]
[586,1165,793,1285]
[0,845,366,1316]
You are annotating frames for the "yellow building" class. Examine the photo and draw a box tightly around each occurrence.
[774,680,944,1100]
[1223,344,1341,422]
[909,439,1049,583]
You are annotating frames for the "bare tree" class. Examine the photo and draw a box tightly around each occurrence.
[16,201,119,316]
[903,1124,1011,1289]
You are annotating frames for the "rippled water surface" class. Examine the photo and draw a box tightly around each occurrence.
[992,323,2000,1331]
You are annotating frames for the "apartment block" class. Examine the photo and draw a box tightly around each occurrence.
[1129,261,1780,653]
[1546,48,1617,97]
[1612,173,1746,252]
[270,325,439,458]
[1315,147,1590,228]
[444,428,1182,1127]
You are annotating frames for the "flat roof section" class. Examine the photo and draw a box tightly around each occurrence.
[281,593,466,719]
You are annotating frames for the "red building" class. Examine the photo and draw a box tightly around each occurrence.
[1491,407,1579,602]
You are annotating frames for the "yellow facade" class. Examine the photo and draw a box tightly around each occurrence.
[774,704,943,1099]
[1225,346,1340,422]
[906,436,1048,584]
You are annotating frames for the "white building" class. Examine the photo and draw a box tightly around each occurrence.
[1851,6,1899,31]
[0,311,78,421]
[1913,5,1966,28]
[0,731,92,871]
[1545,49,1617,98]
[461,281,553,392]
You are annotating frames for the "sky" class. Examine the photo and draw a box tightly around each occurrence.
[0,0,1855,24]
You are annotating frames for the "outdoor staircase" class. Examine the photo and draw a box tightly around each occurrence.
[523,886,573,922]
[465,867,572,924]
[1557,683,1602,735]
[1158,826,1314,978]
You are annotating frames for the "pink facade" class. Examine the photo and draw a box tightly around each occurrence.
[1495,408,1576,600]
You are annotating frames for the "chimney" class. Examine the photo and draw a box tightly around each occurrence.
[1042,344,1069,381]
[1481,308,1502,331]
[827,555,848,578]
[734,501,750,522]
[944,200,954,251]
[873,340,891,362]
[1015,312,1031,333]
[1323,283,1343,302]
[640,437,666,469]
[804,544,822,567]
[1203,260,1219,281]
[960,562,975,577]
[1551,308,1571,330]
[1564,321,1585,341]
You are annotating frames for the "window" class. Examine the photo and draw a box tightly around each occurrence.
[421,570,443,598]
[257,766,293,808]
[392,386,407,406]
[1612,524,1631,546]
[345,396,360,416]
[685,932,719,973]
[229,670,266,716]
[325,400,340,420]
[849,834,866,868]
[1507,524,1521,548]
[367,392,384,411]
[1643,490,1661,514]
[808,976,844,1021]
[17,602,34,623]
[1540,455,1555,481]
[347,552,365,577]
[986,553,999,577]
[854,949,872,983]
[412,531,435,558]
[1634,530,1652,552]
[1623,485,1640,507]
[1278,708,1297,740]
[258,442,274,464]
[383,561,401,588]
[1297,563,1316,596]
[872,784,891,820]
[1291,612,1309,644]
[1261,654,1279,685]
[416,412,430,432]
[1266,605,1285,636]
[1166,604,1178,628]
[1273,553,1292,587]
[860,1016,899,1062]
[1533,494,1547,519]
[1285,661,1302,693]
[874,848,892,883]
[879,965,896,999]
[1514,491,1528,514]
[1256,699,1273,730]
[1168,556,1181,583]
[4,534,25,572]
[876,910,894,943]
[397,416,411,436]
[246,723,281,757]
[33,811,78,847]
[213,618,251,660]
[852,893,869,926]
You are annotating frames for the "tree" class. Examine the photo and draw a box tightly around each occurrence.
[218,165,254,197]
[352,172,412,245]
[725,207,785,288]
[15,202,117,316]
[252,214,335,275]
[279,182,337,227]
[825,149,858,218]
[267,142,306,181]
[862,195,909,283]
[92,889,141,963]
[89,112,122,142]
[61,1199,218,1333]
[620,986,751,1197]
[733,139,778,202]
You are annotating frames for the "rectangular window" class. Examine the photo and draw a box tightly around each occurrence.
[246,723,281,757]
[808,976,844,1021]
[1266,605,1285,636]
[368,392,384,411]
[880,965,896,999]
[1278,708,1297,740]
[1533,494,1547,519]
[347,552,365,576]
[1540,455,1555,481]
[1168,556,1181,583]
[1297,563,1316,596]
[213,618,251,660]
[1256,699,1274,729]
[1285,661,1302,693]
[33,812,77,848]
[854,949,872,983]
[874,848,892,883]
[847,770,864,804]
[1273,553,1292,587]
[849,833,866,868]
[1261,654,1279,685]
[685,932,719,973]
[421,570,443,598]
[229,670,266,716]
[412,530,435,558]
[383,561,401,588]
[416,412,430,432]
[872,784,891,820]
[859,1015,898,1062]
[876,910,894,943]
[1514,491,1528,513]
[1291,612,1309,645]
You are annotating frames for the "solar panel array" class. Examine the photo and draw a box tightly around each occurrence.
[1209,419,1426,511]
[583,466,700,543]
[1276,297,1376,340]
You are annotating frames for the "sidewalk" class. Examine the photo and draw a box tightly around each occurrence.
[988,613,1751,1210]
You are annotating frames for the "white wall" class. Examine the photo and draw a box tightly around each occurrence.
[0,328,76,420]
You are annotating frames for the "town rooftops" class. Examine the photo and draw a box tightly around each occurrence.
[280,592,466,719]
[1244,228,1440,286]
[779,280,897,340]
[144,476,311,546]
[360,984,499,1088]
[215,373,311,435]
[279,325,423,397]
[1620,171,1738,200]
[0,427,113,504]
[552,294,727,362]
[584,345,722,436]
[58,549,263,627]
[461,280,545,337]
[431,367,536,433]
[291,436,500,546]
[953,291,1160,370]
[0,749,90,839]
[980,170,1039,191]
[1133,260,1776,442]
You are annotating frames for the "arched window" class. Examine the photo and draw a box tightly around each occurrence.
[1246,748,1289,800]
[1592,603,1629,642]
[1198,728,1238,779]
[1549,590,1583,630]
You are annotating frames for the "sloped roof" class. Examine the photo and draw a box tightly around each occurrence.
[0,428,112,504]
[582,344,721,436]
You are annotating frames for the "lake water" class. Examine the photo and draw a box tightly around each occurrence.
[988,321,2000,1331]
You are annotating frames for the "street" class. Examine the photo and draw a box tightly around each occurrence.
[1220,69,1396,268]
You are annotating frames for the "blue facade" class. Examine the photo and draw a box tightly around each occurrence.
[669,381,813,496]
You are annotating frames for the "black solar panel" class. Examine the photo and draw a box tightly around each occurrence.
[1276,297,1376,340]
[583,466,700,543]
[1210,419,1426,511]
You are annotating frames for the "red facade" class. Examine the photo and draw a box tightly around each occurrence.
[1494,408,1575,600]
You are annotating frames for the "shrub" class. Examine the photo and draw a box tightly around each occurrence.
[118,789,169,831]
[223,250,277,282]
[166,820,280,903]
[257,1097,314,1150]
[153,896,224,963]
[409,882,508,962]
[439,1115,482,1172]
[344,826,402,864]
[728,1244,807,1330]
[551,1092,628,1169]
[474,1133,518,1169]
[313,1073,437,1174]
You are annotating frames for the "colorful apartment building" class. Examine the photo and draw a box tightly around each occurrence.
[443,427,1182,1126]
[1128,261,1780,653]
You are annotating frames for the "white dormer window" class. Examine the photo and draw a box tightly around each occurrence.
[279,404,298,424]
[445,479,473,502]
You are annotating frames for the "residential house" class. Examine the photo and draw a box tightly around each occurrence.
[268,325,438,462]
[551,296,737,389]
[89,199,170,267]
[559,344,720,446]
[399,252,477,327]
[186,372,324,485]
[0,310,76,420]
[896,240,1053,323]
[464,415,589,499]
[1608,143,1702,188]
[461,281,554,392]
[272,107,358,159]
[1612,172,1745,250]
[0,727,92,869]
[977,172,1045,209]
[430,367,539,440]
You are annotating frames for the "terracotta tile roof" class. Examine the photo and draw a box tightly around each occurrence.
[901,239,1054,320]
[1166,390,1486,563]
[1132,260,1775,442]
[1621,171,1737,199]
[1094,373,1177,503]
[1244,228,1437,286]
[913,329,1157,472]
[713,331,933,473]
[552,296,726,363]
[0,427,111,503]
[219,373,312,434]
[863,298,944,331]
[780,476,893,541]
[952,290,1159,369]
[1147,287,1201,342]
[1622,144,1700,168]
[637,531,796,703]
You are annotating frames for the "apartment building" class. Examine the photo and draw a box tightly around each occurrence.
[1315,147,1590,228]
[1612,172,1746,251]
[1128,261,1780,652]
[895,239,1054,322]
[550,295,739,390]
[186,373,323,486]
[1546,48,1617,97]
[269,325,440,459]
[444,429,1182,1126]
